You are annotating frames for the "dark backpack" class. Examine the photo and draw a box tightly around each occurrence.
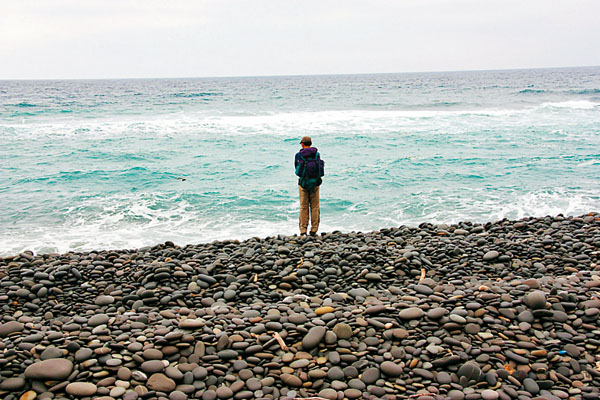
[297,152,324,191]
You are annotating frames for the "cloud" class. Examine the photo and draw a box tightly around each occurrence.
[1,0,599,79]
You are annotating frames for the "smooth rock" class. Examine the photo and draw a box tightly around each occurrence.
[66,382,97,397]
[302,326,327,350]
[25,359,73,380]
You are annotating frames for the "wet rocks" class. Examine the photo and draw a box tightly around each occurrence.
[302,326,327,350]
[0,378,26,391]
[0,321,24,337]
[65,382,97,396]
[525,290,547,309]
[483,250,499,261]
[0,213,598,399]
[457,362,482,386]
[332,323,352,339]
[88,313,110,327]
[147,373,176,392]
[24,359,73,380]
[399,307,424,320]
[380,361,403,377]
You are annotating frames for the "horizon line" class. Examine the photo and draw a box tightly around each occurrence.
[2,64,599,82]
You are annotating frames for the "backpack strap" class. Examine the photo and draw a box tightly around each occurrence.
[297,153,307,178]
[298,154,306,172]
[315,152,321,177]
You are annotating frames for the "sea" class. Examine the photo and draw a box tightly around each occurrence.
[1,67,599,256]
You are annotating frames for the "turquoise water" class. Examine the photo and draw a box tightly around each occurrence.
[1,67,599,255]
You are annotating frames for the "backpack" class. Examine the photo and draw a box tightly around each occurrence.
[297,152,325,191]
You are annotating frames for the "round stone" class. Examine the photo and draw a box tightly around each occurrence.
[525,291,546,309]
[147,373,176,392]
[414,284,433,295]
[95,295,115,306]
[179,319,205,329]
[117,367,132,380]
[288,313,307,324]
[380,361,402,377]
[348,378,365,390]
[110,386,126,397]
[361,367,380,384]
[302,326,327,350]
[290,359,310,368]
[482,389,499,400]
[246,378,262,391]
[66,382,97,396]
[318,389,338,400]
[88,314,110,327]
[364,272,382,282]
[344,388,362,399]
[217,350,238,360]
[0,321,24,337]
[142,349,163,360]
[216,386,233,399]
[523,378,540,395]
[281,373,302,387]
[436,371,451,384]
[19,391,37,400]
[170,391,188,400]
[399,307,424,320]
[465,323,480,334]
[483,250,499,261]
[427,307,446,319]
[202,390,217,400]
[315,306,334,315]
[0,377,26,391]
[448,390,465,400]
[327,367,344,381]
[40,346,63,360]
[25,359,73,380]
[141,360,166,373]
[333,323,352,339]
[457,362,481,382]
[449,314,466,324]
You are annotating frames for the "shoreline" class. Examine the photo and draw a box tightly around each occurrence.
[2,212,599,260]
[1,213,599,399]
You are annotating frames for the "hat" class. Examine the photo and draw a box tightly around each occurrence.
[300,136,312,145]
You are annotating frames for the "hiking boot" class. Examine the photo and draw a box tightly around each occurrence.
[309,231,317,236]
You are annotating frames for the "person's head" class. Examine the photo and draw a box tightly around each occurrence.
[300,136,312,148]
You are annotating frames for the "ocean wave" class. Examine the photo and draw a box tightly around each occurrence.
[0,191,299,255]
[1,103,597,141]
[518,89,546,94]
[568,88,600,95]
[577,159,600,167]
[382,189,600,228]
[10,102,38,107]
[540,100,599,110]
[172,92,224,98]
[1,187,598,256]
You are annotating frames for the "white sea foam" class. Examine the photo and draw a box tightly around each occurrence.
[577,160,600,167]
[540,100,599,110]
[1,189,598,256]
[0,192,299,256]
[0,106,567,141]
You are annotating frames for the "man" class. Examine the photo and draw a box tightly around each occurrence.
[294,136,324,236]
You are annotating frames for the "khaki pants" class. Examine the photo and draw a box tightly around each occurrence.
[299,185,320,234]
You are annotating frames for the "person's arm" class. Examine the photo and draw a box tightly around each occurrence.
[295,153,302,176]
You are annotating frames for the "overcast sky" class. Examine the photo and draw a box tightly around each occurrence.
[1,0,598,79]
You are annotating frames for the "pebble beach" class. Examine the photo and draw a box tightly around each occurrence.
[1,214,600,400]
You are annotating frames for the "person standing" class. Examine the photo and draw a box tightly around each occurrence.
[294,136,324,236]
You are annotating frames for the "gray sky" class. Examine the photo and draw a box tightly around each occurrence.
[1,0,598,79]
